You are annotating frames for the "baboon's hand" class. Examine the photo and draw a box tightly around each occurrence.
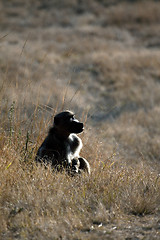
[72,165,79,173]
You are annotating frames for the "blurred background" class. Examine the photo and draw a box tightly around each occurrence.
[1,0,160,167]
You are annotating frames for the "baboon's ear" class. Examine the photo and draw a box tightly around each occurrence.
[54,116,60,125]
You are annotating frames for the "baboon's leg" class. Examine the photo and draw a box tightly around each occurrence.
[71,158,80,174]
[36,148,60,167]
[78,157,90,174]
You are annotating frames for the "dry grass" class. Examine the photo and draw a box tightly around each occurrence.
[1,112,160,239]
[1,0,160,239]
[1,99,160,239]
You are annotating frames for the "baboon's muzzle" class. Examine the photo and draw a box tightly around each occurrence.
[71,122,84,134]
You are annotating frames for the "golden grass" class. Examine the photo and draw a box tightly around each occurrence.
[1,0,160,239]
[0,103,160,239]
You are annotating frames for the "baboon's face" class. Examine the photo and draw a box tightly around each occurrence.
[54,111,84,134]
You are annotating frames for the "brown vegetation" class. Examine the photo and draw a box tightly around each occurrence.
[1,0,160,239]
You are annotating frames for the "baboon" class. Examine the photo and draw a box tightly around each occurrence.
[35,110,90,175]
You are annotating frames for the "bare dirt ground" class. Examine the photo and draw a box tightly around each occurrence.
[1,0,160,239]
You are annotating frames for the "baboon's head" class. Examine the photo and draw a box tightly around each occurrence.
[54,110,84,134]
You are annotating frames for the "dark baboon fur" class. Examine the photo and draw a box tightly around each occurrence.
[35,110,90,175]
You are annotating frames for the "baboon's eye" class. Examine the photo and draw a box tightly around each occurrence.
[69,115,75,122]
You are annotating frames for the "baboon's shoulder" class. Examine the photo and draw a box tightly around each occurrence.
[41,130,60,149]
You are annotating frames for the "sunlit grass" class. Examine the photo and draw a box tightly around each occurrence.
[0,104,160,239]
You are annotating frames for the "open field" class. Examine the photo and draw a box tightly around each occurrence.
[1,0,160,239]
